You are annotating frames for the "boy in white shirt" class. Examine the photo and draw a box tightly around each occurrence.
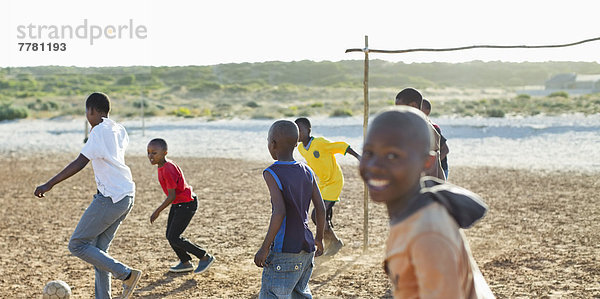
[34,92,141,299]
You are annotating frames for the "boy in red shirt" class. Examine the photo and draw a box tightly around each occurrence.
[147,138,215,273]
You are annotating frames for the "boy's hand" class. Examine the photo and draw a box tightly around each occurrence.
[254,247,269,268]
[314,238,324,257]
[150,210,161,224]
[34,183,52,198]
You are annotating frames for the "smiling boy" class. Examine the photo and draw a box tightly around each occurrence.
[359,107,494,298]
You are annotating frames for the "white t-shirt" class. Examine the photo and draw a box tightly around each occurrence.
[81,117,135,203]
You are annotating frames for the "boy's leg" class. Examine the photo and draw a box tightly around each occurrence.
[166,200,206,262]
[68,194,134,295]
[93,200,133,298]
[259,252,311,299]
[323,201,343,256]
[165,205,187,262]
[292,251,315,299]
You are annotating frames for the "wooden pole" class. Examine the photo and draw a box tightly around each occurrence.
[141,97,145,137]
[363,35,369,253]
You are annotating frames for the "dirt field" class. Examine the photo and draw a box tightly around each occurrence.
[1,155,599,298]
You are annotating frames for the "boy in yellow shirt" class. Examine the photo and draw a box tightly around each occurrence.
[294,117,361,256]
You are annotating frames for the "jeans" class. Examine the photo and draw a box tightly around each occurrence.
[166,198,207,262]
[259,250,315,299]
[68,193,134,299]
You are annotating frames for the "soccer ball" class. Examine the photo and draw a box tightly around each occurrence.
[42,280,71,299]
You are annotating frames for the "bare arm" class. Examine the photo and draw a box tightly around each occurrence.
[34,154,89,198]
[150,189,176,224]
[347,146,361,161]
[254,171,286,267]
[311,179,326,257]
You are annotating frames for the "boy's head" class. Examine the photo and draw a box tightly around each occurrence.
[294,117,311,143]
[85,92,111,126]
[421,99,431,116]
[359,107,434,205]
[395,88,423,109]
[268,120,299,160]
[147,138,168,166]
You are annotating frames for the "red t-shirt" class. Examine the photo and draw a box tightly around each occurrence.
[157,160,194,204]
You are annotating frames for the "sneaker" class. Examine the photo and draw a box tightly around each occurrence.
[122,269,141,299]
[169,261,194,273]
[324,239,344,256]
[194,254,215,274]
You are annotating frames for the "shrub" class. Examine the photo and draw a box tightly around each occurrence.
[331,108,353,117]
[224,84,251,93]
[132,99,150,108]
[201,108,212,117]
[188,82,222,93]
[251,112,275,119]
[548,91,569,98]
[516,94,531,100]
[116,75,135,85]
[41,101,59,111]
[310,102,324,108]
[486,109,505,118]
[172,107,191,117]
[245,101,260,108]
[0,104,29,121]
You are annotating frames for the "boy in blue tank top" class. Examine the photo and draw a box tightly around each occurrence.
[254,120,326,299]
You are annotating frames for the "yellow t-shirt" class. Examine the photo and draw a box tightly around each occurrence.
[297,137,349,201]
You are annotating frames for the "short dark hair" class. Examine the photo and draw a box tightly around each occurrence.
[395,88,423,108]
[270,120,299,149]
[294,117,311,129]
[421,98,431,111]
[86,92,111,114]
[149,138,168,151]
[369,107,431,156]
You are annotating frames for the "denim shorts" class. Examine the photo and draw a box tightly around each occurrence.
[259,250,315,299]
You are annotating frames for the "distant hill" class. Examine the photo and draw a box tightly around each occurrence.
[1,61,600,120]
[3,60,600,92]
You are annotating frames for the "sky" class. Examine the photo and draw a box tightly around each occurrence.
[2,0,599,67]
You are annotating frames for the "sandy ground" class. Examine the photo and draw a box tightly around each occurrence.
[1,155,599,298]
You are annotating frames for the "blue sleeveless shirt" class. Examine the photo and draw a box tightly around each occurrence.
[264,161,316,253]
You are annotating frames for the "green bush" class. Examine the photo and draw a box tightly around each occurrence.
[486,109,505,118]
[224,84,251,93]
[116,75,135,85]
[331,108,353,117]
[132,99,151,108]
[548,91,569,98]
[41,101,59,111]
[245,101,260,108]
[251,112,275,119]
[516,94,531,100]
[27,99,59,111]
[0,104,29,121]
[188,82,222,93]
[310,102,324,108]
[172,107,191,117]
